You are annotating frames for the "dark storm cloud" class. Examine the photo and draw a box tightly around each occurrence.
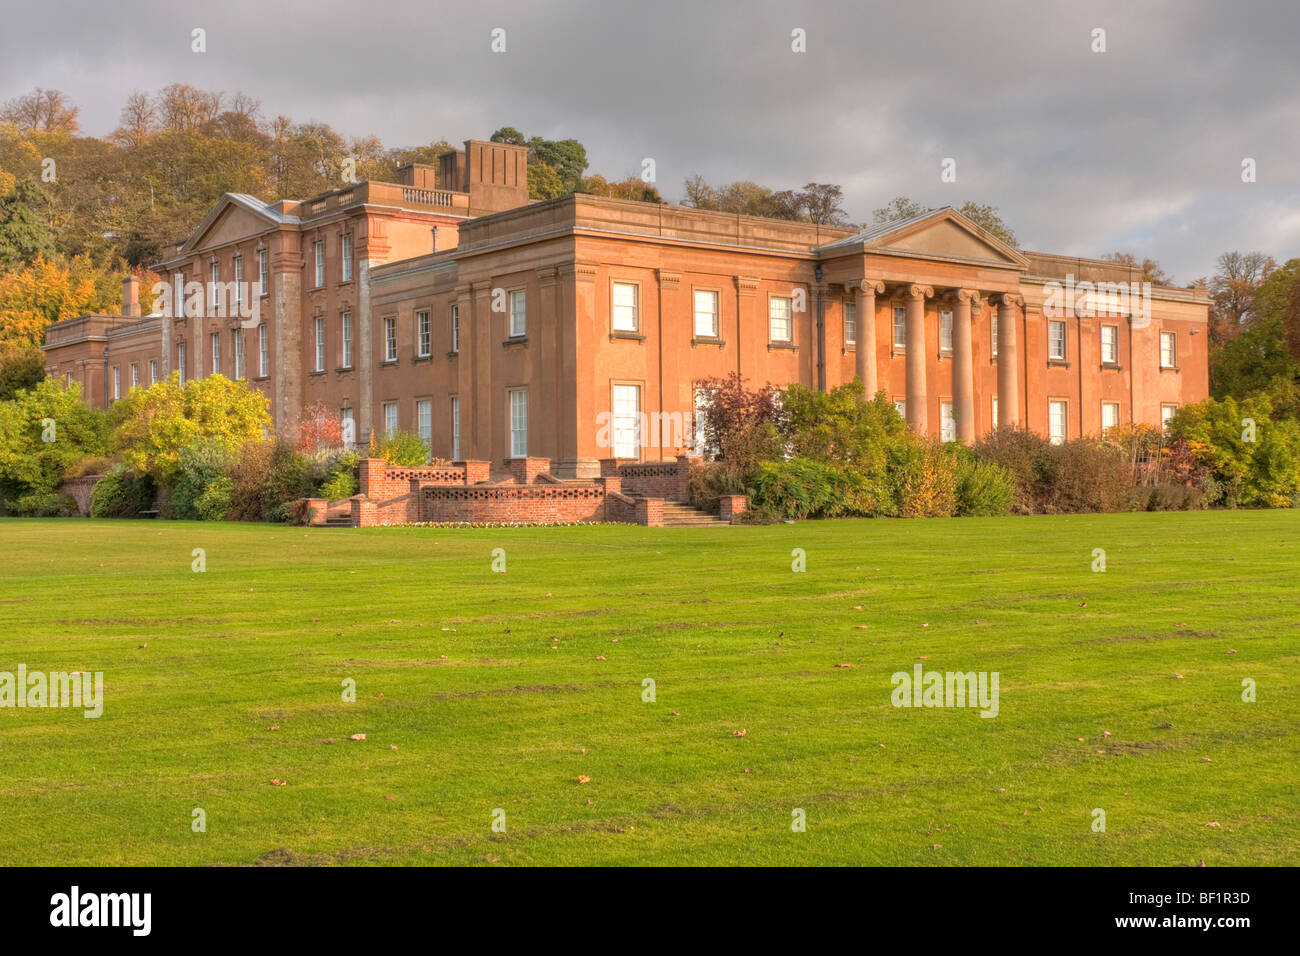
[2,0,1296,279]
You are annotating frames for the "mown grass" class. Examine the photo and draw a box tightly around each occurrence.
[0,512,1296,866]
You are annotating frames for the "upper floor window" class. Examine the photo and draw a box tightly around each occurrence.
[694,290,719,338]
[234,255,244,305]
[843,301,857,346]
[258,324,268,377]
[341,234,352,282]
[258,248,268,297]
[612,281,639,333]
[314,317,325,372]
[112,367,120,401]
[129,363,139,390]
[210,331,221,374]
[149,359,158,384]
[341,311,353,368]
[210,261,220,309]
[769,296,792,343]
[991,313,998,356]
[384,316,397,362]
[177,342,186,386]
[416,310,432,357]
[314,241,324,287]
[940,310,953,352]
[450,304,460,353]
[1160,331,1177,368]
[1048,320,1067,361]
[1101,324,1118,364]
[892,305,906,349]
[509,290,527,337]
[233,330,244,379]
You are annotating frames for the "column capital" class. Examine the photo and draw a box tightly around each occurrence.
[949,288,982,307]
[898,283,934,300]
[991,292,1024,308]
[845,278,885,295]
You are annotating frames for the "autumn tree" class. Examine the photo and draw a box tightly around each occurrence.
[1206,250,1277,345]
[1102,252,1172,286]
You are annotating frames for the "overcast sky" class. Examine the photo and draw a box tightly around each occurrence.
[3,0,1297,281]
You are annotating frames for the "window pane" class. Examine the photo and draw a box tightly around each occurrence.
[940,311,953,351]
[893,306,906,348]
[844,301,856,345]
[770,297,792,342]
[694,290,718,337]
[612,282,638,332]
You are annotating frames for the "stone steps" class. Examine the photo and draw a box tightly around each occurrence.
[659,501,733,527]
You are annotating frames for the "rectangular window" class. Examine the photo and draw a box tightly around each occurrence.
[1101,324,1118,364]
[894,399,906,418]
[341,312,353,368]
[1049,400,1068,445]
[612,384,641,459]
[112,367,121,400]
[341,407,355,448]
[1048,320,1067,360]
[383,401,398,438]
[258,248,268,297]
[844,301,857,346]
[314,241,324,287]
[450,305,460,353]
[417,310,432,357]
[694,290,719,338]
[693,386,718,458]
[509,389,528,458]
[992,397,998,429]
[341,234,352,282]
[210,261,220,309]
[940,401,956,442]
[149,359,158,384]
[258,324,268,377]
[509,290,527,337]
[1161,403,1177,431]
[1160,331,1177,368]
[233,329,244,379]
[612,281,639,332]
[177,343,186,386]
[991,313,998,357]
[130,363,139,390]
[1101,401,1120,431]
[210,331,221,374]
[416,399,433,454]
[769,296,792,343]
[234,255,243,306]
[451,396,460,460]
[384,316,397,362]
[940,310,953,352]
[893,306,906,349]
[314,316,325,372]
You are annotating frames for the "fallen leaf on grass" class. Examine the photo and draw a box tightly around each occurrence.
[577,775,591,784]
[732,729,747,737]
[349,733,366,741]
[270,779,286,787]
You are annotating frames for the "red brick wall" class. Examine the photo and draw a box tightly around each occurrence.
[421,484,609,524]
[617,458,691,501]
[718,495,748,521]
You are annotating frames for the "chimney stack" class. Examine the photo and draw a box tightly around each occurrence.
[122,275,141,318]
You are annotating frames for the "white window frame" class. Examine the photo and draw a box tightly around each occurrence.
[314,316,326,372]
[177,342,186,386]
[417,310,432,357]
[341,234,352,283]
[416,398,433,454]
[451,396,460,460]
[893,305,906,349]
[210,331,221,375]
[341,312,353,369]
[1101,401,1120,431]
[258,248,268,297]
[210,261,220,309]
[130,362,139,390]
[149,359,158,385]
[341,407,355,448]
[611,384,641,459]
[1160,331,1177,369]
[694,289,719,338]
[234,255,243,306]
[451,304,460,354]
[314,241,324,288]
[509,388,528,458]
[1048,320,1067,361]
[258,324,268,377]
[384,316,397,362]
[1101,324,1118,364]
[383,401,399,438]
[509,290,527,338]
[940,400,956,442]
[843,300,857,347]
[233,329,244,379]
[769,295,793,343]
[991,313,998,357]
[939,310,953,352]
[991,397,998,429]
[112,366,121,400]
[1161,404,1178,432]
[1049,400,1068,445]
[611,281,639,333]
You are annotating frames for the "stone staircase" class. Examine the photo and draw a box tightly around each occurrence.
[658,500,733,527]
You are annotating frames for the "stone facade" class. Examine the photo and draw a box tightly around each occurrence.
[43,140,1211,477]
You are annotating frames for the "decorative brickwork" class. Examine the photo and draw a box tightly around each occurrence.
[614,456,692,501]
[718,494,748,522]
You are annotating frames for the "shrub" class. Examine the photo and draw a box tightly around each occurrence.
[167,439,235,520]
[227,439,317,523]
[750,458,890,520]
[0,377,109,511]
[370,430,428,466]
[889,440,958,518]
[12,490,78,517]
[194,476,234,521]
[319,469,358,501]
[954,451,1015,517]
[90,467,156,518]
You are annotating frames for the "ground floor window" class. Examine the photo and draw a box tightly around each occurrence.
[383,401,398,438]
[509,389,528,458]
[1101,401,1120,431]
[894,398,906,418]
[1161,403,1178,432]
[940,401,956,442]
[991,397,998,429]
[1049,400,1068,445]
[612,384,641,459]
[341,407,355,447]
[451,396,460,460]
[416,399,432,454]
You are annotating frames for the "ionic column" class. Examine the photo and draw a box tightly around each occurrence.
[952,289,980,443]
[994,293,1024,428]
[849,279,885,395]
[902,283,934,434]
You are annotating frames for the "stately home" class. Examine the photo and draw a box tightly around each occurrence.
[44,137,1209,478]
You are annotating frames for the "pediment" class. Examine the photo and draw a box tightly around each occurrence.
[181,196,278,254]
[820,207,1029,268]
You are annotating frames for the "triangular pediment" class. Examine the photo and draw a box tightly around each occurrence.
[180,195,281,254]
[819,207,1029,268]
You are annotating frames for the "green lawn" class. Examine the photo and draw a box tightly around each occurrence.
[0,512,1296,866]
